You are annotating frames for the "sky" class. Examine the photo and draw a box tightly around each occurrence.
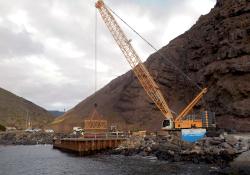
[0,0,216,111]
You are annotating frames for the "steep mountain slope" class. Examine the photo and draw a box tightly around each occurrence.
[0,87,53,129]
[52,0,250,132]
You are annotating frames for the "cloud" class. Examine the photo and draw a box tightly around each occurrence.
[162,15,194,44]
[0,25,43,57]
[187,0,216,15]
[0,0,216,110]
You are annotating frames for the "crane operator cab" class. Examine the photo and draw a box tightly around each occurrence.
[162,118,174,130]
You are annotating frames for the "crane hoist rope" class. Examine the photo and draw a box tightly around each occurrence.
[104,3,202,91]
[94,8,98,94]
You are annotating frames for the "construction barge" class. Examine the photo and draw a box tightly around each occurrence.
[53,135,127,156]
[53,106,128,155]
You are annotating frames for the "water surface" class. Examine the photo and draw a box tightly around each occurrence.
[0,145,218,175]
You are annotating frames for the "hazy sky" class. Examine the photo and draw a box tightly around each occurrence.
[0,0,216,111]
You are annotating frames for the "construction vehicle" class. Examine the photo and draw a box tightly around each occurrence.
[95,0,215,131]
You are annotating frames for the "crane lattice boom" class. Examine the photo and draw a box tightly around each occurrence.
[95,0,174,121]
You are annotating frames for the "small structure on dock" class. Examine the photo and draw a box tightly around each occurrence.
[83,104,108,133]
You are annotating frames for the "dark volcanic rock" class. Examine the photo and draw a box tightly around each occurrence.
[112,133,249,168]
[52,0,250,132]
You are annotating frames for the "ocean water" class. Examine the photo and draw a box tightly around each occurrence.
[0,145,218,175]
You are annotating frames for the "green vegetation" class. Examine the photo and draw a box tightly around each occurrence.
[0,123,6,131]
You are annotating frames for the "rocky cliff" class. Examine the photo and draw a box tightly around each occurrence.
[52,0,250,132]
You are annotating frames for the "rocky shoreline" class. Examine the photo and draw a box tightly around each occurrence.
[0,131,68,145]
[105,133,250,174]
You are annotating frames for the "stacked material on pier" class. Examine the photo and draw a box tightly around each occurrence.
[83,107,108,133]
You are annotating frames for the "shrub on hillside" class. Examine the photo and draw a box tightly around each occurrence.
[0,124,6,131]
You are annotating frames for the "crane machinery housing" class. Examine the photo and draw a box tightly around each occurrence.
[95,0,215,131]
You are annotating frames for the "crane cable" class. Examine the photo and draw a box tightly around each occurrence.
[93,6,99,110]
[105,4,202,91]
[94,8,98,94]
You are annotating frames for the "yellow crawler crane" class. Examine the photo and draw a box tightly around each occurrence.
[95,0,214,130]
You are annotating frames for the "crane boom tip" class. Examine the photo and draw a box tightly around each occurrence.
[203,87,208,93]
[95,0,104,9]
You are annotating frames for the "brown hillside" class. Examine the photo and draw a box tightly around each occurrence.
[52,0,250,132]
[0,87,53,129]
